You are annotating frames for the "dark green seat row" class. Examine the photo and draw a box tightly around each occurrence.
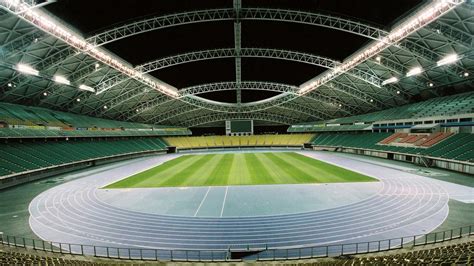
[0,102,190,134]
[0,138,168,177]
[0,128,189,138]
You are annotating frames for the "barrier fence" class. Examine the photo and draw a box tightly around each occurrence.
[0,225,472,262]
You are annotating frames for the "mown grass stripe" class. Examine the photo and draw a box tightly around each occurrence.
[105,152,376,188]
[284,152,375,182]
[162,154,217,187]
[229,154,252,185]
[255,153,291,184]
[207,154,234,186]
[105,155,195,188]
[265,153,316,183]
[246,153,277,185]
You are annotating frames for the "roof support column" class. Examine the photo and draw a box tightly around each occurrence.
[234,0,242,105]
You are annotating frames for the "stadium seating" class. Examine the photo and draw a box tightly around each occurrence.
[313,132,474,162]
[0,127,188,138]
[164,134,314,149]
[0,138,168,177]
[319,241,474,265]
[0,102,190,134]
[379,132,453,147]
[1,240,472,264]
[0,250,97,265]
[289,91,474,132]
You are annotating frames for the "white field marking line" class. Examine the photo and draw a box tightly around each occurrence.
[38,182,448,248]
[194,186,211,217]
[30,153,448,240]
[78,163,412,225]
[37,169,444,248]
[30,163,448,246]
[30,187,449,251]
[220,186,229,217]
[83,154,428,224]
[91,150,391,219]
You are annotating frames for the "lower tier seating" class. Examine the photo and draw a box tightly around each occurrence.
[317,240,474,265]
[0,138,167,177]
[164,134,314,149]
[313,132,474,162]
[379,132,453,147]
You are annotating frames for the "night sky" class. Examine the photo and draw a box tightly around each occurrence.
[45,0,425,104]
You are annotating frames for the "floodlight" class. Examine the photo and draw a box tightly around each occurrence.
[406,67,423,77]
[79,84,95,92]
[436,53,458,67]
[382,77,398,86]
[17,63,39,76]
[53,75,70,85]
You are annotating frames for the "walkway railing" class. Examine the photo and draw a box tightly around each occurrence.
[0,225,472,262]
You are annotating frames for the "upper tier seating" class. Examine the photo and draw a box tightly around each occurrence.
[313,133,474,162]
[164,134,314,149]
[0,102,186,130]
[0,138,167,177]
[290,92,474,132]
[0,127,187,138]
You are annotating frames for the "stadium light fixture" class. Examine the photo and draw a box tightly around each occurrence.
[53,75,70,85]
[436,53,458,67]
[382,77,398,86]
[396,90,401,94]
[16,63,39,76]
[464,72,470,77]
[298,0,464,95]
[78,84,95,92]
[406,67,423,77]
[2,0,178,98]
[76,98,81,102]
[7,83,12,87]
[428,82,434,87]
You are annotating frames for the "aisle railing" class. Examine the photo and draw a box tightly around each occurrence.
[0,225,472,262]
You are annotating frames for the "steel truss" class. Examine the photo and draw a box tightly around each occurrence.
[177,112,300,127]
[97,48,381,94]
[0,3,472,126]
[9,7,391,98]
[64,48,388,121]
[125,81,356,125]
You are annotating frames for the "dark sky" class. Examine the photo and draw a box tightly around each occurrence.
[45,0,425,103]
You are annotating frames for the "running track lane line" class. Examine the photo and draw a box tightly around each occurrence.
[194,186,211,217]
[220,186,229,217]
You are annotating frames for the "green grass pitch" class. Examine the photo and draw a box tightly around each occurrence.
[105,152,376,188]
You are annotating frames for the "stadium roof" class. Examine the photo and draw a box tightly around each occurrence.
[0,0,473,127]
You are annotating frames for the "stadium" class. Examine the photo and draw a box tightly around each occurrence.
[0,0,473,264]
